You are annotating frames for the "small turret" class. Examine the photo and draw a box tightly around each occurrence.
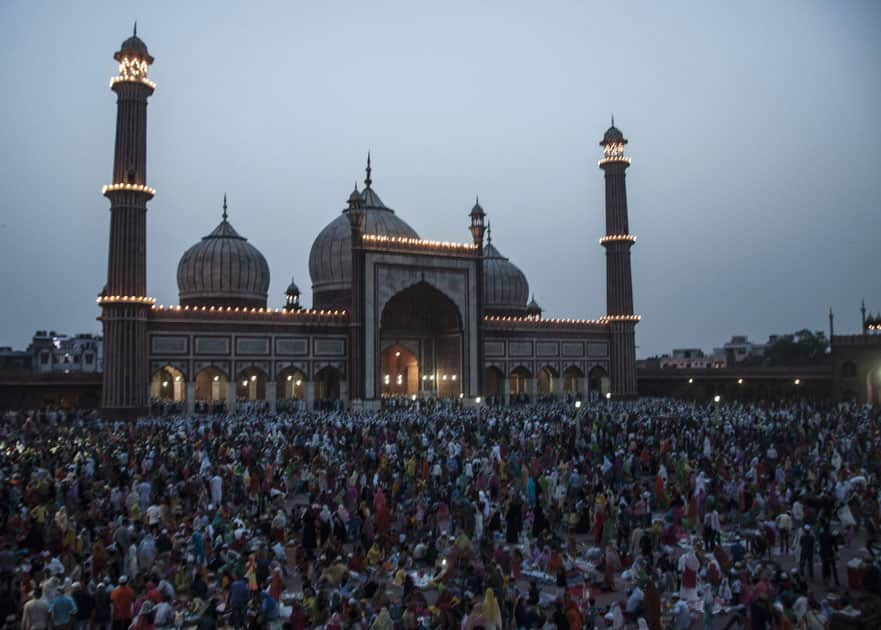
[527,295,543,319]
[285,277,302,312]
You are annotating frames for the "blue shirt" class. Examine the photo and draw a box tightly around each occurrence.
[229,580,249,606]
[50,594,78,625]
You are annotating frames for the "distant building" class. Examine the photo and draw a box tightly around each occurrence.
[712,335,767,365]
[659,348,713,369]
[0,347,31,371]
[831,302,881,405]
[27,331,103,374]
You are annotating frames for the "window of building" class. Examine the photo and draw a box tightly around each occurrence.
[40,353,49,365]
[85,354,93,365]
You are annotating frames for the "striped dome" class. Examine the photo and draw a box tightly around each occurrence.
[483,240,529,316]
[309,184,418,308]
[177,211,270,308]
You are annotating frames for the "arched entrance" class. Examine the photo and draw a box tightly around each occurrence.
[869,368,881,406]
[510,366,531,403]
[315,366,341,406]
[277,367,306,401]
[564,366,585,398]
[194,367,228,413]
[538,366,558,398]
[380,282,463,400]
[484,366,504,404]
[380,345,419,398]
[150,365,185,402]
[589,366,610,400]
[236,367,267,402]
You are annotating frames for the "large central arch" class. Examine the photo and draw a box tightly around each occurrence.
[379,282,464,399]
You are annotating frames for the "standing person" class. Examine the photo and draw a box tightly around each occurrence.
[703,507,720,550]
[71,582,95,630]
[49,583,78,630]
[93,583,111,630]
[227,574,249,629]
[776,511,793,555]
[799,526,815,581]
[819,526,840,588]
[20,586,50,630]
[110,576,135,630]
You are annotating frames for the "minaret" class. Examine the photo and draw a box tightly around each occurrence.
[861,299,867,334]
[347,172,367,408]
[829,307,834,341]
[469,197,486,399]
[99,27,156,419]
[599,118,638,397]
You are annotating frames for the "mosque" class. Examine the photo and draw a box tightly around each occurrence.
[98,30,639,418]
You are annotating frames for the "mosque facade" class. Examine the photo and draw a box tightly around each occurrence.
[98,31,639,419]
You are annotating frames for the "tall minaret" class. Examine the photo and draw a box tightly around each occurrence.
[599,118,638,397]
[469,197,487,399]
[99,26,156,419]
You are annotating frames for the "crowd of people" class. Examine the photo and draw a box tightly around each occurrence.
[1,398,881,629]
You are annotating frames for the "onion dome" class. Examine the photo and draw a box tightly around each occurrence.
[309,157,419,309]
[177,196,270,308]
[482,225,529,316]
[601,115,627,146]
[114,23,154,63]
[527,295,543,318]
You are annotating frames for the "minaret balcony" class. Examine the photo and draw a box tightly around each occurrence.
[599,234,637,246]
[102,183,156,200]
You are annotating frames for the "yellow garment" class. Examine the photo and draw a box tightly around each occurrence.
[30,505,48,524]
[483,588,502,627]
[366,543,383,566]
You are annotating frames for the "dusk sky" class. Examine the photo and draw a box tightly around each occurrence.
[1,1,879,358]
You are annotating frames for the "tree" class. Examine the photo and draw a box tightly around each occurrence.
[744,329,829,366]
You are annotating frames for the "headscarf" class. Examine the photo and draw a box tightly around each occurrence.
[370,607,392,630]
[483,588,502,627]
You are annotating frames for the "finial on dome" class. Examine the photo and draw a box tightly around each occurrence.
[133,21,137,37]
[364,152,372,189]
[487,221,492,244]
[222,194,228,221]
[611,114,614,127]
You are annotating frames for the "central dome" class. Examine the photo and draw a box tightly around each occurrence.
[309,167,418,309]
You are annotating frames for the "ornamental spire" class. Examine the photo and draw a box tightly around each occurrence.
[487,221,492,244]
[222,194,228,221]
[364,152,372,189]
[133,20,137,37]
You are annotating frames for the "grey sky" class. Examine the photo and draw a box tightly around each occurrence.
[1,1,879,358]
